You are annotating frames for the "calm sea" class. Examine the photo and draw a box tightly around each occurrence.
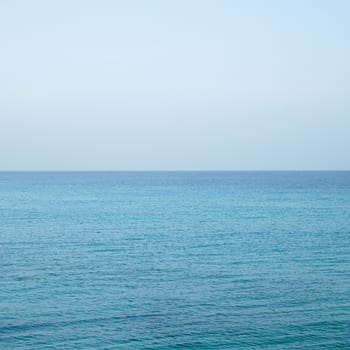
[1,171,349,349]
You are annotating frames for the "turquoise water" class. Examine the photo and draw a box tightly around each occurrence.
[1,171,350,349]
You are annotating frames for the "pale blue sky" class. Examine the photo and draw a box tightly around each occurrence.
[1,0,349,170]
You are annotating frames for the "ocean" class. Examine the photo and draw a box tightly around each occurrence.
[1,171,349,349]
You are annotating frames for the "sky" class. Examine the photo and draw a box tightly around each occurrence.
[1,0,349,170]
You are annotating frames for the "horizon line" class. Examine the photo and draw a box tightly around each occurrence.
[0,170,349,173]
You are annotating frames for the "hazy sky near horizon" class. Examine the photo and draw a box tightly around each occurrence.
[1,0,349,170]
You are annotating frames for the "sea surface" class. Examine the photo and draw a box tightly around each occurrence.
[0,171,350,349]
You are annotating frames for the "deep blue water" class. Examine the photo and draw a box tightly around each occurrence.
[1,171,350,349]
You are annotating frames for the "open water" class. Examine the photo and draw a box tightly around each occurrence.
[0,171,349,349]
